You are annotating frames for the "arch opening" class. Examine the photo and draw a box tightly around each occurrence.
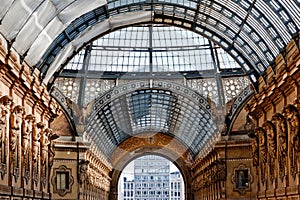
[118,154,185,200]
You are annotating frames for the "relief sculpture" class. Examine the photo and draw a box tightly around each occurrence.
[79,160,89,185]
[41,128,50,188]
[9,105,24,182]
[249,130,259,167]
[48,130,59,169]
[22,114,35,184]
[32,122,44,186]
[0,96,13,179]
[283,104,300,178]
[272,113,287,181]
[256,127,267,185]
[263,121,276,182]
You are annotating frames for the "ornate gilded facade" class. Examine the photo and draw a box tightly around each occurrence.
[247,40,300,199]
[0,44,60,199]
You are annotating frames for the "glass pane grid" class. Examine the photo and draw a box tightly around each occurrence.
[216,48,240,69]
[85,25,240,73]
[65,50,85,70]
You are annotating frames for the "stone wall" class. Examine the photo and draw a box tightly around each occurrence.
[50,139,112,200]
[191,136,257,200]
[0,36,60,199]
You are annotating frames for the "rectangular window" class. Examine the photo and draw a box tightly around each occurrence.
[56,172,69,190]
[236,170,249,188]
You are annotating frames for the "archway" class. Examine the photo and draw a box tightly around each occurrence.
[118,154,185,199]
[109,133,193,200]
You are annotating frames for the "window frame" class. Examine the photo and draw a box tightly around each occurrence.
[52,165,74,196]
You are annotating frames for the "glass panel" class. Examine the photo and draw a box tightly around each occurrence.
[255,1,291,44]
[236,170,249,188]
[26,17,65,66]
[65,49,85,70]
[13,1,57,55]
[280,1,300,29]
[57,172,68,190]
[0,0,42,40]
[0,0,14,20]
[83,25,241,73]
[59,0,104,24]
[51,0,76,12]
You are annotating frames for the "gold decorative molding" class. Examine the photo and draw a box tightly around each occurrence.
[109,132,192,168]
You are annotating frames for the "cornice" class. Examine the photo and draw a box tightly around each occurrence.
[87,151,112,173]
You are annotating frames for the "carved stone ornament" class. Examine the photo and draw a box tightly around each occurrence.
[283,104,300,179]
[21,114,35,184]
[10,105,24,182]
[248,130,259,166]
[263,121,277,182]
[51,165,74,197]
[216,159,226,181]
[231,164,253,195]
[48,131,59,169]
[272,113,287,182]
[78,160,89,185]
[41,128,51,188]
[0,95,13,179]
[256,127,267,185]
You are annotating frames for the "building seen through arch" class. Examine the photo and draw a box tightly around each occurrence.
[119,155,184,200]
[0,0,300,199]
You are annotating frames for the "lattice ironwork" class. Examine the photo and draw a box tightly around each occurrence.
[222,77,250,103]
[62,26,240,74]
[32,0,299,88]
[84,79,116,105]
[54,78,81,104]
[186,79,219,105]
[0,0,298,89]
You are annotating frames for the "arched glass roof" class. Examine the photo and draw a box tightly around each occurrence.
[53,25,250,107]
[64,25,241,73]
[51,25,253,158]
[84,82,217,157]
